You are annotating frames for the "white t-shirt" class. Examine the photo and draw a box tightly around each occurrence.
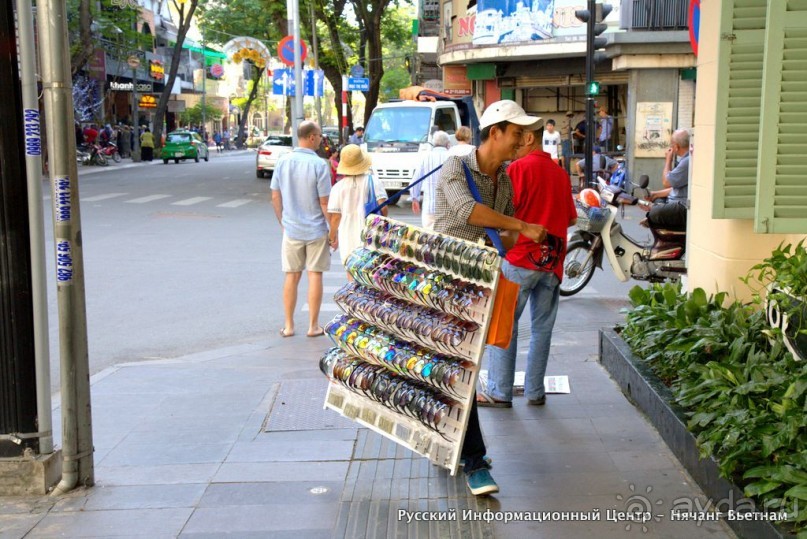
[327,173,387,264]
[542,130,562,159]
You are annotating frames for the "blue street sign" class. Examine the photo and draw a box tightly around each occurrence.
[350,64,364,78]
[347,77,370,92]
[272,68,296,96]
[305,69,325,97]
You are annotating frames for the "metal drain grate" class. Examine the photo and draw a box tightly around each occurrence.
[264,379,357,432]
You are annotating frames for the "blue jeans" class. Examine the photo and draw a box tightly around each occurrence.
[486,262,560,401]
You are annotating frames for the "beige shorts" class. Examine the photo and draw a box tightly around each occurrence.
[281,233,331,273]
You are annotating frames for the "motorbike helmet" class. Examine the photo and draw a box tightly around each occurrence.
[579,188,602,208]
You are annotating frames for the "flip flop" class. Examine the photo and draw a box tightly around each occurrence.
[279,328,294,338]
[307,327,325,337]
[476,392,512,408]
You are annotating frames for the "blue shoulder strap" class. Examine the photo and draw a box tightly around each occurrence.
[367,163,444,215]
[461,162,506,256]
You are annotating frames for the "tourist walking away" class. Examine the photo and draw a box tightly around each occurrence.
[327,145,388,276]
[410,131,452,229]
[448,126,475,156]
[270,121,332,338]
[140,128,154,161]
[433,99,547,497]
[480,122,577,409]
[213,130,223,152]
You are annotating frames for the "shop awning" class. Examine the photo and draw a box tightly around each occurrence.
[181,43,227,59]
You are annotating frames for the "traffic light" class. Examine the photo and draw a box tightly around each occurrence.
[586,81,600,96]
[575,2,612,62]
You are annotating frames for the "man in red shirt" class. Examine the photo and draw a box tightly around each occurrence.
[479,122,577,407]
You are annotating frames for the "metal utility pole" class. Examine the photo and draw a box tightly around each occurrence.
[287,0,304,144]
[130,55,141,161]
[36,0,95,492]
[1,0,40,463]
[18,0,54,456]
[201,34,207,140]
[310,1,322,126]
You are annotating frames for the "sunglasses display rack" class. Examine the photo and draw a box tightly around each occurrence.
[322,215,502,475]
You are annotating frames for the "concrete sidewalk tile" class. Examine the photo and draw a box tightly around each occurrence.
[27,508,192,538]
[213,461,348,483]
[224,439,354,463]
[491,450,618,476]
[50,485,206,512]
[181,533,329,539]
[95,463,221,486]
[608,448,677,472]
[256,428,358,443]
[198,482,342,507]
[121,426,244,446]
[0,513,48,539]
[99,442,232,467]
[180,503,339,534]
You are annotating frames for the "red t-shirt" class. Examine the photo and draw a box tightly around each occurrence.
[506,149,577,281]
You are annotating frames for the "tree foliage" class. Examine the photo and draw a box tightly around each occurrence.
[179,102,223,126]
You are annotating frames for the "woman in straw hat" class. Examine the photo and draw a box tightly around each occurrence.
[327,144,388,273]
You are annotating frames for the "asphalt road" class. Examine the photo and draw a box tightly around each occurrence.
[39,152,646,390]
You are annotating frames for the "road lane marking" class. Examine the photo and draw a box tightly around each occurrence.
[126,194,172,204]
[217,199,253,208]
[172,197,213,206]
[81,193,128,202]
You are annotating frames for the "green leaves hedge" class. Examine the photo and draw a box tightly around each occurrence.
[621,283,807,535]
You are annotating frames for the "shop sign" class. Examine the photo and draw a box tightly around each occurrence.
[149,59,165,81]
[138,94,158,109]
[167,100,186,113]
[110,81,153,92]
[442,65,472,96]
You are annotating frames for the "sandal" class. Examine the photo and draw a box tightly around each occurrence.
[279,328,294,338]
[307,327,325,337]
[476,392,512,408]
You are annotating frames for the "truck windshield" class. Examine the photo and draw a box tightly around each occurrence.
[365,107,432,143]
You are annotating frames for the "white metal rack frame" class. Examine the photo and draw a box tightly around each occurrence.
[323,215,502,475]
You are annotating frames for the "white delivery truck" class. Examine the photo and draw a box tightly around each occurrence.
[361,94,480,195]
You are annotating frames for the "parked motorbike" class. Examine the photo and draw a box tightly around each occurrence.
[99,141,122,163]
[559,175,687,296]
[77,142,108,166]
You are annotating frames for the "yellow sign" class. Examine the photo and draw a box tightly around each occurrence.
[149,60,165,81]
[139,94,158,109]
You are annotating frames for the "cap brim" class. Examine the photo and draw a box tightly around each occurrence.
[509,115,542,129]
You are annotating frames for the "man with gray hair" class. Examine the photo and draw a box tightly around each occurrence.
[645,128,690,230]
[411,130,452,229]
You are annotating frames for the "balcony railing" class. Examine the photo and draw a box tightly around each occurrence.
[621,0,688,31]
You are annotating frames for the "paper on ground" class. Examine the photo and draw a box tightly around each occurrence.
[479,371,570,394]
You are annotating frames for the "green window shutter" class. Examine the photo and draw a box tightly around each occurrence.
[754,3,807,233]
[712,0,767,219]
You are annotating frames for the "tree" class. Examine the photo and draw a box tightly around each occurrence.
[179,102,223,126]
[349,0,396,126]
[152,0,200,150]
[199,0,287,147]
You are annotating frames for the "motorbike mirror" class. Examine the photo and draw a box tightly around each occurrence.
[639,174,650,188]
[616,145,624,151]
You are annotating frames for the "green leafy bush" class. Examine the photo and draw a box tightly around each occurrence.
[621,283,807,534]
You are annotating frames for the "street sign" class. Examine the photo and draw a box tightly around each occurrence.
[347,77,370,92]
[127,55,140,69]
[272,68,296,96]
[350,64,364,78]
[305,69,325,97]
[277,35,307,67]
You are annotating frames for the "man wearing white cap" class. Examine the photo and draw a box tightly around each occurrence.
[432,99,547,497]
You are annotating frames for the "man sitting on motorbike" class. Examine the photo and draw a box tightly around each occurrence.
[643,129,690,231]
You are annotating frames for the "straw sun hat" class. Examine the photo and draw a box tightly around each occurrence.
[336,144,372,176]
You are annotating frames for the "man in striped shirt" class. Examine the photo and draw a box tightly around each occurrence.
[433,100,547,497]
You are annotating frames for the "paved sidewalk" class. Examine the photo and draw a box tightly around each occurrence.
[0,282,735,538]
[77,148,252,176]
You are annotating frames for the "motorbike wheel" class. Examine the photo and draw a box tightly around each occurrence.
[559,241,597,297]
[112,152,122,163]
[92,153,108,166]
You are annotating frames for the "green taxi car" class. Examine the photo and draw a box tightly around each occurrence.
[162,130,210,164]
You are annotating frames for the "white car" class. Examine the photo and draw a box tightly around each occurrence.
[256,135,293,178]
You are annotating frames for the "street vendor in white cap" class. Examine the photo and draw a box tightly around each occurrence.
[432,99,547,497]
